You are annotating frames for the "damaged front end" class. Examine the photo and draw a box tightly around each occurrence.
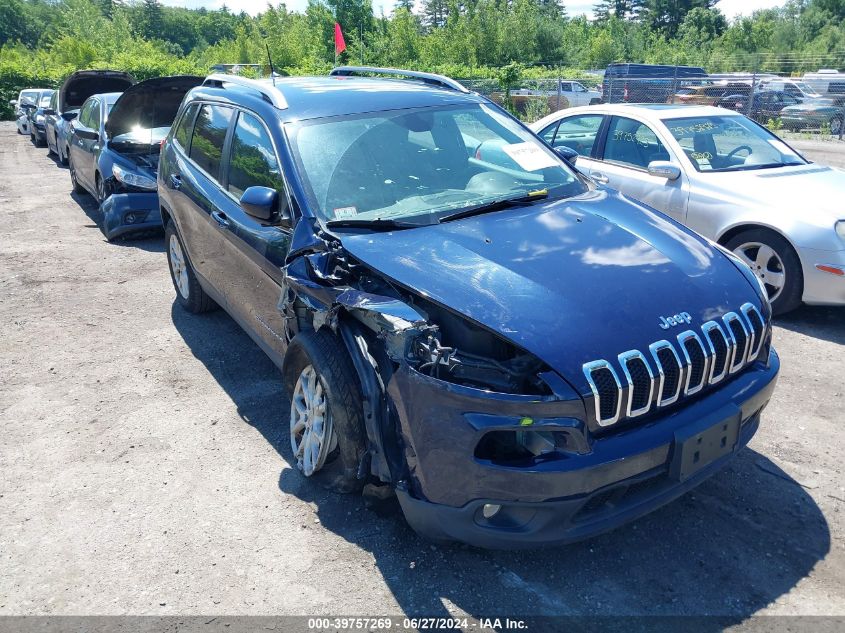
[276,215,780,549]
[277,217,592,504]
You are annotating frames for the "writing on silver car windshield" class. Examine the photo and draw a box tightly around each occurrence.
[289,103,586,229]
[665,115,807,173]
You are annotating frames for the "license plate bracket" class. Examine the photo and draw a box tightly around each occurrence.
[670,409,741,482]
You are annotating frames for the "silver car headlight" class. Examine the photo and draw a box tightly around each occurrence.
[836,220,845,244]
[112,164,157,191]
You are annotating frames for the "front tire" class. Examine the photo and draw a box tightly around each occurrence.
[283,330,367,494]
[830,116,843,137]
[61,145,69,166]
[164,221,217,314]
[95,173,111,203]
[725,228,803,315]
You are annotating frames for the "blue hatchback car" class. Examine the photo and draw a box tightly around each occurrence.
[158,68,779,548]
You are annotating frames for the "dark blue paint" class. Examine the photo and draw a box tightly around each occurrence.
[158,74,780,548]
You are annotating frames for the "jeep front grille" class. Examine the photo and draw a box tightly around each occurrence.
[583,303,767,427]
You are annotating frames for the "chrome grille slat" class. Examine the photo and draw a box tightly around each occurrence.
[723,312,751,373]
[648,340,683,407]
[701,321,730,385]
[740,302,766,363]
[618,350,655,418]
[583,360,622,427]
[677,330,710,396]
[582,304,768,427]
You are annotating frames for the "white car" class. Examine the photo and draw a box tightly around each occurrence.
[11,89,43,135]
[513,80,601,108]
[531,104,845,314]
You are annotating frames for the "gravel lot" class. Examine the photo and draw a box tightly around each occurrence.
[0,122,843,623]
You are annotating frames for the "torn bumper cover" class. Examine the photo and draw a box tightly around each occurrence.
[99,193,162,240]
[389,349,779,549]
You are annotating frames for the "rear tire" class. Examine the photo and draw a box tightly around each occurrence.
[165,221,217,314]
[68,155,85,194]
[831,116,843,137]
[283,329,367,494]
[724,228,803,316]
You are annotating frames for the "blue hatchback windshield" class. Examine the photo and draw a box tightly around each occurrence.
[288,104,586,225]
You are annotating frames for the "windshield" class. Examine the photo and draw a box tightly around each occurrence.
[19,90,39,105]
[39,93,53,106]
[793,81,821,96]
[287,103,586,227]
[664,115,807,172]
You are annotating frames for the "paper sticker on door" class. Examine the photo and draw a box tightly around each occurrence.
[501,142,558,172]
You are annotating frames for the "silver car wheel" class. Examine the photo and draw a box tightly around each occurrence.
[734,241,785,303]
[168,234,190,300]
[290,365,335,477]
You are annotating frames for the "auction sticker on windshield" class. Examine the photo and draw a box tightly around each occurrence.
[502,142,558,171]
[333,206,358,219]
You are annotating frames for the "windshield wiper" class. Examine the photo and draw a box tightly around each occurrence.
[325,217,429,231]
[437,190,549,224]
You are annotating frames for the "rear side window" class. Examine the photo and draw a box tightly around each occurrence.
[227,111,285,199]
[189,104,233,180]
[49,91,58,111]
[173,103,198,152]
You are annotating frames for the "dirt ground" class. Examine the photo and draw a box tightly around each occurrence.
[0,121,843,623]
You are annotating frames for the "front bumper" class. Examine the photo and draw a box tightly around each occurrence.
[99,193,162,241]
[390,349,779,548]
[798,245,845,305]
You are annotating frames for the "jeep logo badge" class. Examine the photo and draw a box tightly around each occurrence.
[659,312,692,329]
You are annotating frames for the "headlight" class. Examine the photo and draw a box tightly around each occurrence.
[35,114,45,123]
[836,220,845,243]
[112,164,157,191]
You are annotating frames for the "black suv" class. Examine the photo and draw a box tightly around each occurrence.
[158,69,778,548]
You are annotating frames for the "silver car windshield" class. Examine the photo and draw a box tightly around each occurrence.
[664,115,807,172]
[288,103,586,226]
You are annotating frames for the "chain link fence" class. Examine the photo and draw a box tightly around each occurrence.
[459,68,845,140]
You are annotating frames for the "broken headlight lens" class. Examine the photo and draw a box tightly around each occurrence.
[112,164,157,191]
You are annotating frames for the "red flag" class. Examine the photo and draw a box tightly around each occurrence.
[334,22,347,56]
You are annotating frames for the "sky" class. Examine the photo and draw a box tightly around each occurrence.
[160,0,788,20]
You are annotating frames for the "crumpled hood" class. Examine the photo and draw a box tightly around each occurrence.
[340,190,762,391]
[106,76,204,140]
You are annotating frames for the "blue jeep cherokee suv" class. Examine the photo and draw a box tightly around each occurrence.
[158,68,779,548]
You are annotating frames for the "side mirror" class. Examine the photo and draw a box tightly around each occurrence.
[44,108,55,116]
[9,99,17,107]
[239,186,290,226]
[554,146,579,166]
[62,111,77,122]
[647,161,681,181]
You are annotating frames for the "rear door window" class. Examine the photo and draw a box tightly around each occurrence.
[173,103,199,152]
[226,111,286,199]
[189,104,234,181]
[78,99,96,128]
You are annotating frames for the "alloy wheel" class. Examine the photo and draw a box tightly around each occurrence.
[289,365,335,477]
[168,234,190,300]
[733,241,786,303]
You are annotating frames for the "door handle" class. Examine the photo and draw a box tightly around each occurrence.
[591,171,610,184]
[211,210,230,229]
[169,174,182,190]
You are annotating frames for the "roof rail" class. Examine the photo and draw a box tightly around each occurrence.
[329,66,469,94]
[202,73,288,110]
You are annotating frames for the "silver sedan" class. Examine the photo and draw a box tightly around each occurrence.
[531,104,845,314]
